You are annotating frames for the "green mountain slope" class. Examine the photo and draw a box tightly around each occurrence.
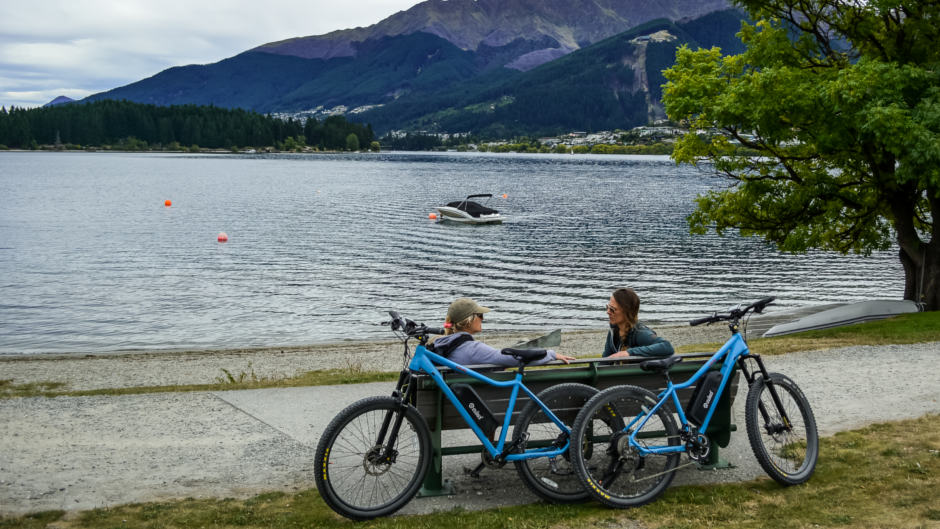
[268,32,481,112]
[361,9,747,137]
[85,33,485,113]
[85,52,339,110]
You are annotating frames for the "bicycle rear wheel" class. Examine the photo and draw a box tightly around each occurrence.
[570,385,681,508]
[745,372,818,485]
[315,396,431,520]
[512,383,598,503]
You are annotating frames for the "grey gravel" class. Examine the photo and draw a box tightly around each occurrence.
[1,337,937,517]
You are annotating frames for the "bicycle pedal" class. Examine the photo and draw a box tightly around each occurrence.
[464,462,486,478]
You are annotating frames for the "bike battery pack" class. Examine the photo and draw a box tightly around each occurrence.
[686,370,723,427]
[450,383,499,439]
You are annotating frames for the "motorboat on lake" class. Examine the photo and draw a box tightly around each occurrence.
[435,194,504,225]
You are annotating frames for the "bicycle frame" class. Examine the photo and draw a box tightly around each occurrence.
[625,332,750,456]
[406,342,570,462]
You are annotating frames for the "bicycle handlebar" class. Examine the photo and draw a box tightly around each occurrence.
[748,296,776,313]
[689,296,776,326]
[689,315,722,326]
[386,311,444,339]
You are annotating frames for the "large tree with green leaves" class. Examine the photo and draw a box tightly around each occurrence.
[663,0,940,310]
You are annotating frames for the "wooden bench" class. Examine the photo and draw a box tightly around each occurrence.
[412,353,740,495]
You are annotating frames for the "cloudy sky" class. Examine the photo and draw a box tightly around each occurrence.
[0,0,423,109]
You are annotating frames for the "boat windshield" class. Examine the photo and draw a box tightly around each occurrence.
[446,200,498,217]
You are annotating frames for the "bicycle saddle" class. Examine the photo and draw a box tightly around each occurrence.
[639,355,682,373]
[500,347,548,363]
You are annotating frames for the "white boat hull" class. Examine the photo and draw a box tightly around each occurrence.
[435,206,503,224]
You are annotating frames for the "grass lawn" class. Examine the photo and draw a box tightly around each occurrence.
[3,414,937,529]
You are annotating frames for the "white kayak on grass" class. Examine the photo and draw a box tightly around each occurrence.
[762,299,923,337]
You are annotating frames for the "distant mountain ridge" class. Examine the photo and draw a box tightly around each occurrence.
[44,96,75,107]
[84,0,745,136]
[257,0,730,70]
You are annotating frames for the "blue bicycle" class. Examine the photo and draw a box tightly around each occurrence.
[314,311,598,520]
[569,297,819,508]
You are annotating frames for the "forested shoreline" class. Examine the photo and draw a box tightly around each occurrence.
[0,100,376,152]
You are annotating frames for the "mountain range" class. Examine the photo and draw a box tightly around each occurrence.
[84,0,745,136]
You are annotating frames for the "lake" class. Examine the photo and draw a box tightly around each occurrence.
[0,151,902,354]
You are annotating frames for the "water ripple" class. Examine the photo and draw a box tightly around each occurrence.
[0,151,903,354]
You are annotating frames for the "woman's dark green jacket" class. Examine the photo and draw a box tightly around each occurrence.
[602,322,674,357]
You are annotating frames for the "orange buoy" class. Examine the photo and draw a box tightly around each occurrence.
[217,232,228,242]
[501,193,508,198]
[164,199,172,207]
[428,212,438,220]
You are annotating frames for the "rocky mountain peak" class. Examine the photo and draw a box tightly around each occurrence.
[255,0,731,69]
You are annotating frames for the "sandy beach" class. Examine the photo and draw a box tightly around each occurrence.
[0,324,731,391]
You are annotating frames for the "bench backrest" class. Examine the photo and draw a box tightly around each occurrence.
[413,353,738,434]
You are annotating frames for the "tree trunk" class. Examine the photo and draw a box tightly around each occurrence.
[920,242,940,311]
[916,191,940,311]
[900,238,939,311]
[889,180,938,311]
[900,247,918,300]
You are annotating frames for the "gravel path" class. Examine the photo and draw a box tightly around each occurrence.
[1,338,937,517]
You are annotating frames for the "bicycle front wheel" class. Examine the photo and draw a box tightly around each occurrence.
[745,372,818,485]
[512,383,599,503]
[570,385,681,508]
[314,396,431,520]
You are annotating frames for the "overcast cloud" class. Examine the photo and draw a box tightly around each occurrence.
[0,1,422,109]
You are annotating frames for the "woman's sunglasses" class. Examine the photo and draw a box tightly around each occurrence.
[475,313,484,321]
[605,304,618,313]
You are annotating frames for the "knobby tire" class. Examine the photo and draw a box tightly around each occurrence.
[744,372,818,486]
[569,385,681,508]
[314,396,431,520]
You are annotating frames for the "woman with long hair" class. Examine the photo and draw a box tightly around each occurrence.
[603,288,674,358]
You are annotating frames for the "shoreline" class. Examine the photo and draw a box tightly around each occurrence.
[0,318,721,359]
[0,324,730,392]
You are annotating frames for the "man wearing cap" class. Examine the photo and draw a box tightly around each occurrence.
[429,297,575,366]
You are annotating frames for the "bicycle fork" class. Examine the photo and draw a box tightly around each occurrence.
[374,371,417,464]
[738,354,793,433]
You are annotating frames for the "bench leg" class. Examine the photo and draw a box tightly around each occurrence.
[418,427,455,496]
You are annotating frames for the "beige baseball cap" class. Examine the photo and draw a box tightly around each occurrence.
[446,297,491,323]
